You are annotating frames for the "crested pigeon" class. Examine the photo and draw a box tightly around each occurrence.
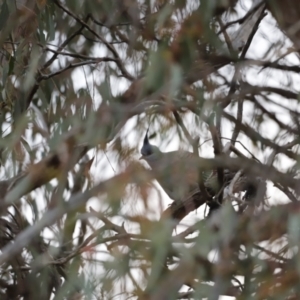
[140,131,234,203]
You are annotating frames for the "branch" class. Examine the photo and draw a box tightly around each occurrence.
[38,59,109,80]
[0,130,88,210]
[161,190,207,222]
[24,19,87,112]
[162,153,299,222]
[54,0,134,80]
[231,98,244,146]
[0,168,136,264]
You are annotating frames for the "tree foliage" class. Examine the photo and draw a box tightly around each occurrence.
[0,0,300,299]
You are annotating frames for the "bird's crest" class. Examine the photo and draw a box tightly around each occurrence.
[143,128,149,145]
[140,129,153,156]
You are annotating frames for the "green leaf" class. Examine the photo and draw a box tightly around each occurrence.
[23,46,40,92]
[168,64,183,98]
[194,222,216,257]
[145,47,169,93]
[288,213,300,246]
[156,4,173,29]
[2,61,8,85]
[0,0,9,31]
[45,5,55,41]
[8,55,15,75]
[219,201,238,243]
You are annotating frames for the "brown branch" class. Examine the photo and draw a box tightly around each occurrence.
[242,83,299,100]
[38,59,107,80]
[244,58,300,73]
[161,191,207,222]
[41,46,117,61]
[231,98,244,145]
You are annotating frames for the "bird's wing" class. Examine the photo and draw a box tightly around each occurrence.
[144,150,201,202]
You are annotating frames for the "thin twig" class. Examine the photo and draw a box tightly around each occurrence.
[217,1,265,35]
[231,98,244,146]
[24,18,87,112]
[38,59,109,80]
[240,7,267,59]
[54,0,134,80]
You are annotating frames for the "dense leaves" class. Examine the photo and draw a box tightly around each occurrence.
[0,0,299,299]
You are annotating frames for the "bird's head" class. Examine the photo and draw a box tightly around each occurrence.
[140,130,161,159]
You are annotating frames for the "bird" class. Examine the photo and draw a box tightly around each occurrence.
[140,130,234,203]
[140,130,265,208]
